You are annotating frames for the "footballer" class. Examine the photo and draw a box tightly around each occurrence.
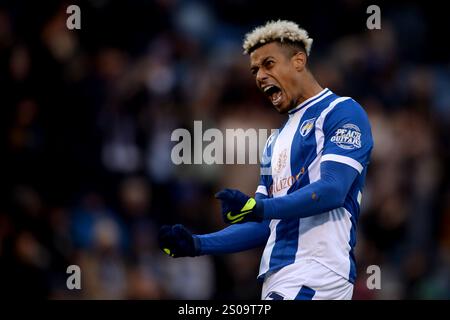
[159,20,374,300]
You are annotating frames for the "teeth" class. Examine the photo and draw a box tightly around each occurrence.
[263,85,274,93]
[272,91,282,105]
[262,85,282,106]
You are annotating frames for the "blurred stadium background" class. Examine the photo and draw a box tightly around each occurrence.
[1,0,449,299]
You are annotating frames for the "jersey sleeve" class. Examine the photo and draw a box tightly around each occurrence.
[321,98,374,174]
[261,161,358,220]
[197,220,271,254]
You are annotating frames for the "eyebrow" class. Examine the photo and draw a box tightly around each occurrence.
[250,56,274,72]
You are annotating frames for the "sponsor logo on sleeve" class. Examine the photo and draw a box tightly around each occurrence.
[331,124,362,150]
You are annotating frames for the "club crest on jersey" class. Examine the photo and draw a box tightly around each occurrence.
[331,123,362,150]
[299,118,316,137]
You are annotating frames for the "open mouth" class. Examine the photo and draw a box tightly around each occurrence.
[263,85,283,106]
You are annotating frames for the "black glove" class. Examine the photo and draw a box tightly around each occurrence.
[215,188,264,224]
[158,224,200,257]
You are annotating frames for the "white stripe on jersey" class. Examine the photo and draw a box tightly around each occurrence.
[307,155,321,183]
[321,154,363,173]
[294,207,353,281]
[259,219,280,276]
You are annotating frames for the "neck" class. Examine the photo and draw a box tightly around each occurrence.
[292,74,323,108]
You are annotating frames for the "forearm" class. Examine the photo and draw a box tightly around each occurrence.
[196,220,270,255]
[261,161,358,220]
[262,180,344,220]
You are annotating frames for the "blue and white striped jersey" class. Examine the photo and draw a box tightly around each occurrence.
[256,88,373,283]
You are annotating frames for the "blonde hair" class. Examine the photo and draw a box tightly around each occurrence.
[243,20,313,56]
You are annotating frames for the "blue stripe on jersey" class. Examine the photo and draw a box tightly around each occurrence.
[347,197,358,283]
[348,223,357,283]
[288,112,311,190]
[295,286,316,300]
[269,218,300,269]
[268,292,284,300]
[346,166,368,283]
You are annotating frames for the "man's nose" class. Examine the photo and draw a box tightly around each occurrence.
[256,69,268,84]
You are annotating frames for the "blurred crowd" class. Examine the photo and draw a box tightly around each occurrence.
[1,0,449,299]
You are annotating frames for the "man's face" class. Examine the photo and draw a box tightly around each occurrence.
[250,42,299,113]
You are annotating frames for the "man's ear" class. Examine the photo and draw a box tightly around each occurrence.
[292,51,307,72]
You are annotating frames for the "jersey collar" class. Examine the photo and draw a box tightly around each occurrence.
[288,88,331,116]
